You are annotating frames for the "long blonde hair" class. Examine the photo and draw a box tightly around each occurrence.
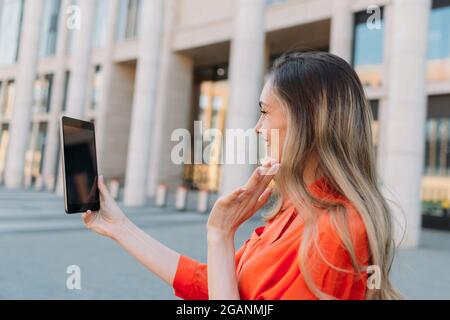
[263,51,402,300]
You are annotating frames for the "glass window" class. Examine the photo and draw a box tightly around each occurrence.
[369,100,380,155]
[352,8,385,88]
[0,0,24,66]
[426,94,450,176]
[265,0,287,5]
[425,118,450,175]
[24,122,48,187]
[89,65,102,110]
[0,81,3,113]
[92,0,108,48]
[428,0,450,60]
[422,94,450,205]
[427,0,450,82]
[40,0,61,57]
[62,71,70,111]
[32,74,53,114]
[211,96,223,130]
[0,80,15,116]
[187,66,229,193]
[116,0,141,42]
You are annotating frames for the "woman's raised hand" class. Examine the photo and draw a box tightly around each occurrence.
[207,159,280,237]
[82,175,129,240]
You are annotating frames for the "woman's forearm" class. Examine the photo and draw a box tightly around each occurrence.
[207,230,240,300]
[113,218,180,286]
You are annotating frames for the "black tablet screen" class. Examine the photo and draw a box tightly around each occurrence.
[62,117,99,213]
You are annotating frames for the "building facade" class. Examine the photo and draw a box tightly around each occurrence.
[0,0,449,248]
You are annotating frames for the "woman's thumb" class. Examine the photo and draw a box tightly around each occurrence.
[82,210,94,225]
[98,175,109,196]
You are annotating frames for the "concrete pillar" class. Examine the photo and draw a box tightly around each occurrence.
[146,55,193,196]
[99,64,135,182]
[329,0,353,63]
[95,0,119,174]
[41,0,70,191]
[4,0,45,188]
[55,0,96,195]
[146,0,193,197]
[378,0,431,248]
[123,0,164,206]
[220,0,266,195]
[64,0,95,118]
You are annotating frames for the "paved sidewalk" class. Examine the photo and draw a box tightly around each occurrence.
[0,187,449,299]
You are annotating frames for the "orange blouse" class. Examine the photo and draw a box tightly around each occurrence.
[172,178,369,300]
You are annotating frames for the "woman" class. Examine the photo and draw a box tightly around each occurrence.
[82,51,402,300]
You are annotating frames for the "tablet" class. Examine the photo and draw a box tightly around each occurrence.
[60,116,100,214]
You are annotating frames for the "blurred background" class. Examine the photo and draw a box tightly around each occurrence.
[0,0,450,299]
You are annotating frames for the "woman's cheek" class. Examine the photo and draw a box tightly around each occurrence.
[268,128,282,161]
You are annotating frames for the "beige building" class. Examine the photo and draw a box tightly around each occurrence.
[0,0,449,248]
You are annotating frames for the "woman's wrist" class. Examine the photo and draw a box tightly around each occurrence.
[111,217,134,242]
[207,225,235,243]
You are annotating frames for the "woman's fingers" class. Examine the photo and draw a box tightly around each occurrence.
[242,160,279,199]
[217,159,278,209]
[258,159,280,176]
[82,210,95,226]
[220,187,246,205]
[259,162,280,186]
[244,159,276,190]
[243,168,263,190]
[261,157,277,168]
[255,187,273,211]
[253,162,279,196]
[232,187,246,198]
[234,161,278,210]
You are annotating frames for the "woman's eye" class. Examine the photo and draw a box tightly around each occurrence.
[260,110,267,115]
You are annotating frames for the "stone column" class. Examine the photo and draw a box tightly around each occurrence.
[378,0,431,248]
[94,0,119,174]
[377,2,393,175]
[123,0,164,206]
[0,0,3,26]
[55,0,96,195]
[146,0,193,197]
[64,0,96,118]
[40,0,70,191]
[329,0,353,63]
[4,0,45,188]
[220,0,266,195]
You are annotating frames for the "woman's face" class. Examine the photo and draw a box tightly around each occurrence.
[255,80,287,163]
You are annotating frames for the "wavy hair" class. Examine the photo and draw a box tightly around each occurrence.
[263,51,402,300]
